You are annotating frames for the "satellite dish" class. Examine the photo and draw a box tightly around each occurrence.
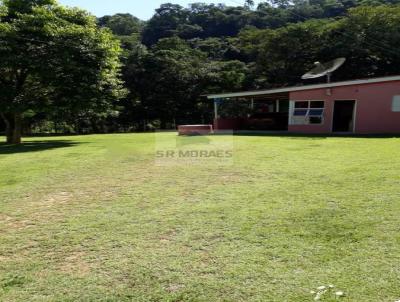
[302,58,346,83]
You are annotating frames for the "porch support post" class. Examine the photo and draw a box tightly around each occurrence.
[214,98,219,131]
[214,99,219,119]
[276,100,280,113]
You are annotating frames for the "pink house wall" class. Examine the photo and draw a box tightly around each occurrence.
[289,80,400,134]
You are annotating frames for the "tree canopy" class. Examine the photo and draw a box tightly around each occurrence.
[98,13,143,36]
[0,0,125,143]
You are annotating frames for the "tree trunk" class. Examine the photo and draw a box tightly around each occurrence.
[2,113,12,144]
[12,113,22,144]
[1,113,22,144]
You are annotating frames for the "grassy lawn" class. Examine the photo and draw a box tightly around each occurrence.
[1,133,400,301]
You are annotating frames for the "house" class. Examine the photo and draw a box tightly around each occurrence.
[207,75,400,134]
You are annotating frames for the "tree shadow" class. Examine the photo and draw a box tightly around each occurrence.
[215,131,400,139]
[0,140,82,155]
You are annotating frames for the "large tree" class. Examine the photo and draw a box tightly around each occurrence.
[98,13,143,36]
[141,4,189,46]
[135,37,207,128]
[0,0,125,144]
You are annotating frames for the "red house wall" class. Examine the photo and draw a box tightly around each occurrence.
[289,80,400,134]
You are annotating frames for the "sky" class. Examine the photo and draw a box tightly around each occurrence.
[58,0,262,20]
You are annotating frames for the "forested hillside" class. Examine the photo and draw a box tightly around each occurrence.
[100,1,400,130]
[2,0,400,134]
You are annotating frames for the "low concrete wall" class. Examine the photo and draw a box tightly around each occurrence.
[214,118,244,131]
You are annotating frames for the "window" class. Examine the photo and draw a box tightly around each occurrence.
[295,101,309,109]
[291,101,325,125]
[392,96,400,112]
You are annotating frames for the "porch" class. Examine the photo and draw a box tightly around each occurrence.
[212,92,290,132]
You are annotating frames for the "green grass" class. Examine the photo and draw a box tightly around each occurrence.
[1,133,400,301]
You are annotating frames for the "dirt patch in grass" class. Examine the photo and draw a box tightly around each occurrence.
[59,251,91,277]
[164,283,185,293]
[0,214,30,230]
[42,191,73,206]
[0,255,11,262]
[159,229,178,244]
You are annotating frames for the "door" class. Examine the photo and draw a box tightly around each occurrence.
[332,100,356,132]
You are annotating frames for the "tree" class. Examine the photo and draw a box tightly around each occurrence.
[203,60,249,93]
[238,19,339,87]
[98,13,143,36]
[245,0,255,9]
[238,5,400,89]
[0,0,125,143]
[122,36,224,128]
[324,5,400,78]
[141,4,189,46]
[188,4,251,38]
[137,37,207,127]
[190,37,242,60]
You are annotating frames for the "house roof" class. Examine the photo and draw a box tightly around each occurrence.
[206,75,400,99]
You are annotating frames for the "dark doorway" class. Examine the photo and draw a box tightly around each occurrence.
[332,100,355,132]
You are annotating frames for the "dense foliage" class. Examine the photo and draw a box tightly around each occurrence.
[111,1,400,131]
[0,0,125,143]
[1,0,400,138]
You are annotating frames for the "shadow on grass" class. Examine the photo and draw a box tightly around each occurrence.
[0,140,81,155]
[214,131,400,139]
